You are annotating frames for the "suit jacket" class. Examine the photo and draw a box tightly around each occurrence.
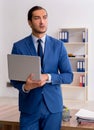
[11,35,73,114]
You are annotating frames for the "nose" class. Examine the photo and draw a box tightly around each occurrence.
[40,17,45,24]
[40,18,44,23]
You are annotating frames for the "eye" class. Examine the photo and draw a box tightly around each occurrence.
[43,15,48,19]
[33,16,40,20]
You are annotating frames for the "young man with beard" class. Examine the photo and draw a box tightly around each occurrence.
[11,6,73,130]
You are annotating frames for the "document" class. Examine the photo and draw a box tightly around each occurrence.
[75,109,94,120]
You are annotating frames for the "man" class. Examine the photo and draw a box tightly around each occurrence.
[11,6,73,130]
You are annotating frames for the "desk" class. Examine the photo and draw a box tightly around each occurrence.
[61,109,94,130]
[0,105,19,130]
[0,105,94,130]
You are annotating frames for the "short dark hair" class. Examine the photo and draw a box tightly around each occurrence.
[28,6,47,20]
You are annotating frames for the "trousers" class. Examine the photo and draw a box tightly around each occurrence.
[20,96,62,130]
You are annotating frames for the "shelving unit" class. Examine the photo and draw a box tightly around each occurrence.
[59,28,88,102]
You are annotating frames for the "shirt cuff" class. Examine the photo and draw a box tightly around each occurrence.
[46,74,51,83]
[22,84,30,93]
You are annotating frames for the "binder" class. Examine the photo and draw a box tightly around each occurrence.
[59,31,62,40]
[64,31,69,42]
[79,61,83,72]
[82,61,85,72]
[77,61,85,72]
[77,117,94,124]
[82,75,85,87]
[61,31,65,41]
[82,31,85,42]
[77,61,80,72]
[59,31,69,42]
[79,75,83,87]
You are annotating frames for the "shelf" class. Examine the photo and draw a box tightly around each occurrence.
[64,42,88,45]
[59,28,88,43]
[59,27,87,31]
[73,71,88,74]
[62,85,86,89]
[69,57,87,59]
[59,27,88,102]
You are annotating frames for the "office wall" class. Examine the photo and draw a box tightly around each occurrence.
[0,0,94,100]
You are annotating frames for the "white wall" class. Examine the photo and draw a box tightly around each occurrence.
[0,0,94,100]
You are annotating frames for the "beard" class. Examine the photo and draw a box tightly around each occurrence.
[32,26,47,34]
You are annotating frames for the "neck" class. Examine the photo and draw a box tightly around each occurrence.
[32,32,46,38]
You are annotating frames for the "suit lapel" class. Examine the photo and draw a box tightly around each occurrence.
[43,36,52,67]
[26,35,37,56]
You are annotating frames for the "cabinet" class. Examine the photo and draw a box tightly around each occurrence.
[59,28,88,102]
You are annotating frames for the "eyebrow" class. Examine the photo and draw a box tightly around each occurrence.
[33,15,48,19]
[33,14,48,17]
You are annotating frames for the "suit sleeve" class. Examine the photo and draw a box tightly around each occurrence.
[51,42,73,85]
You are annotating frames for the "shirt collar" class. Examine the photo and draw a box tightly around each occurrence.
[31,34,46,44]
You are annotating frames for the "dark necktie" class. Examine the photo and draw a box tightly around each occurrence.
[37,39,43,66]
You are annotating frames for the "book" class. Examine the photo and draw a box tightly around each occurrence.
[76,117,94,124]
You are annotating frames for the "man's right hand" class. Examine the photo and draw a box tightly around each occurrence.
[24,73,49,91]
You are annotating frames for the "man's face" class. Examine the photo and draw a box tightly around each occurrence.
[29,9,48,35]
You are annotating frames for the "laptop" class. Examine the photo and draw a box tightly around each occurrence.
[7,54,41,81]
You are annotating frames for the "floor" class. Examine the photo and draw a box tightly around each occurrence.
[0,97,94,111]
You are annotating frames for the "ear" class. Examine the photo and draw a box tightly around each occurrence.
[28,20,32,27]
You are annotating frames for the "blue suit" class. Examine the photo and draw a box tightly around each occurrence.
[11,35,73,130]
